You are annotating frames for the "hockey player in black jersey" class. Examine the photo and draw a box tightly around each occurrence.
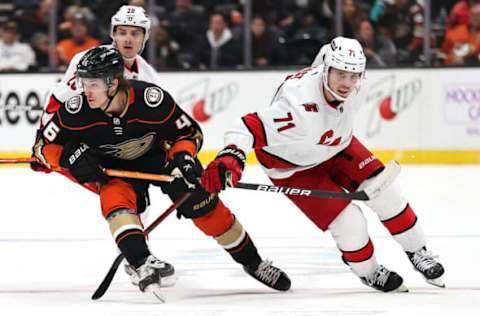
[32,46,290,299]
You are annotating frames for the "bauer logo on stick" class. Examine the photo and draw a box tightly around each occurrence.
[256,185,312,196]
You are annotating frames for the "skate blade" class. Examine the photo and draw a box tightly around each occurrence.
[145,284,165,303]
[160,274,177,288]
[130,275,177,288]
[393,284,409,293]
[426,277,445,288]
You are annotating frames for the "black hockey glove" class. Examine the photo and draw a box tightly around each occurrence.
[167,151,202,191]
[59,142,109,185]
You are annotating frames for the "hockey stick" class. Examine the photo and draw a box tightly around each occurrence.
[1,157,401,200]
[238,160,401,201]
[0,157,36,164]
[0,157,175,183]
[104,160,400,201]
[91,192,192,300]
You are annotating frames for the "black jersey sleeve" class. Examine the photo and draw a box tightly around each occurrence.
[135,82,204,153]
[162,91,204,153]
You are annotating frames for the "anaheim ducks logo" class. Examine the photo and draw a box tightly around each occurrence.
[144,87,164,107]
[65,95,82,114]
[99,132,156,160]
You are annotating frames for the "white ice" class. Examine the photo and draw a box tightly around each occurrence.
[0,165,479,316]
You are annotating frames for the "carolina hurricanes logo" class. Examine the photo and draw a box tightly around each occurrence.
[99,133,155,160]
[318,130,342,146]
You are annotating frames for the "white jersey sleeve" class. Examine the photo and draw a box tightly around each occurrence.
[225,96,308,154]
[131,55,162,86]
[225,66,360,179]
[40,50,87,126]
[48,51,86,105]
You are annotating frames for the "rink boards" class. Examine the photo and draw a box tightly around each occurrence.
[0,67,479,164]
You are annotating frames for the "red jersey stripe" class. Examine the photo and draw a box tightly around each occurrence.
[256,148,298,169]
[342,239,374,263]
[242,113,267,148]
[382,204,418,235]
[58,112,109,130]
[242,112,298,169]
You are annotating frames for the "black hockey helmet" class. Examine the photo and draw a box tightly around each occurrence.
[76,46,124,87]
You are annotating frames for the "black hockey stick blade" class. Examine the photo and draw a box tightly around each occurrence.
[235,182,369,200]
[91,254,124,300]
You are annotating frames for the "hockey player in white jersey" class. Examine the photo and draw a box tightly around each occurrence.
[33,5,176,288]
[201,36,445,292]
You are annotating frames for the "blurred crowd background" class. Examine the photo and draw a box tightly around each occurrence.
[0,0,478,72]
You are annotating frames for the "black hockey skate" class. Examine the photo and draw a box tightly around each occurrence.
[360,265,408,292]
[407,247,445,287]
[125,259,175,287]
[244,260,291,291]
[129,255,172,301]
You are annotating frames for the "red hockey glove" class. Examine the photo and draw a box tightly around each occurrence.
[201,145,246,193]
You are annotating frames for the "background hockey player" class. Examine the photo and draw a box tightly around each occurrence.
[42,5,160,122]
[201,36,445,292]
[32,46,291,298]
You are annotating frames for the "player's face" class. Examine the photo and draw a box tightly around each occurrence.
[327,68,361,99]
[112,25,145,59]
[81,78,109,109]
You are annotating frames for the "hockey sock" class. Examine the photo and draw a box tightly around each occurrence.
[117,231,151,268]
[223,232,262,270]
[214,218,262,269]
[106,208,150,268]
[192,201,263,269]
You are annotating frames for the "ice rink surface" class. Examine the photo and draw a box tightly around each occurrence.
[0,165,479,316]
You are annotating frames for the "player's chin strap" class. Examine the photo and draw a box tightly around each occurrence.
[322,66,364,102]
[102,86,120,113]
[323,66,347,101]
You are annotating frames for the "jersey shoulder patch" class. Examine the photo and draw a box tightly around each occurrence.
[65,95,83,114]
[144,86,164,108]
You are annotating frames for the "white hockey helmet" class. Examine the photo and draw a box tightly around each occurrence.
[110,5,151,53]
[311,43,329,67]
[321,36,366,101]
